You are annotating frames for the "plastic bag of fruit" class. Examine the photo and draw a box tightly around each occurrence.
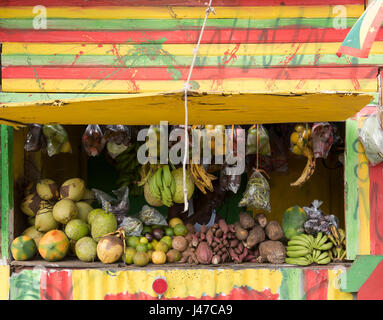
[104,125,132,159]
[119,216,143,237]
[42,124,72,157]
[239,169,270,212]
[136,205,168,226]
[24,124,47,152]
[220,164,241,194]
[311,123,335,159]
[246,124,271,156]
[290,123,312,156]
[82,124,105,157]
[358,113,383,165]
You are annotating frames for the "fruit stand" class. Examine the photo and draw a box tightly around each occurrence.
[0,0,383,300]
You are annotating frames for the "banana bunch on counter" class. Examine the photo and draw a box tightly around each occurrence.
[149,165,175,207]
[328,226,347,262]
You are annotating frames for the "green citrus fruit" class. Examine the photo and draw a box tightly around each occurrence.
[160,236,173,249]
[127,236,140,248]
[165,227,175,237]
[174,223,188,236]
[136,243,148,252]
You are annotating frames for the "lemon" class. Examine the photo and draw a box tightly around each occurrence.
[169,218,184,228]
[290,132,299,145]
[140,237,149,245]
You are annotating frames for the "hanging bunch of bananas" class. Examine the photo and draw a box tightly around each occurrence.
[189,160,217,194]
[285,232,333,266]
[148,165,176,207]
[115,142,142,196]
[328,225,347,262]
[137,162,157,187]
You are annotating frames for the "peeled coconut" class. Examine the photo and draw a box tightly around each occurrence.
[76,237,98,262]
[75,201,93,223]
[35,204,59,232]
[81,189,94,205]
[36,179,59,201]
[91,211,117,242]
[171,168,195,204]
[97,235,123,264]
[20,193,43,217]
[87,208,105,225]
[53,199,78,224]
[60,178,86,201]
[144,183,163,206]
[65,219,90,241]
[22,226,44,247]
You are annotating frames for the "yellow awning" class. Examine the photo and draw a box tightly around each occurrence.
[0,91,374,127]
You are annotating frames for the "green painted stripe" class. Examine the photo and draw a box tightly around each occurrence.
[0,17,359,30]
[345,118,360,260]
[280,268,305,300]
[4,53,383,68]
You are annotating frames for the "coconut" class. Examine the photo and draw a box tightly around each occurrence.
[20,193,42,217]
[166,249,181,263]
[81,189,95,205]
[97,235,123,264]
[76,237,98,262]
[65,219,90,241]
[35,203,59,232]
[60,178,86,201]
[75,201,93,223]
[53,199,78,224]
[36,179,59,201]
[91,211,117,242]
[87,208,105,225]
[22,226,44,247]
[144,183,163,206]
[171,168,195,204]
[172,236,188,252]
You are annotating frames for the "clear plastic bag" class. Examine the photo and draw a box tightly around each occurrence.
[290,123,312,156]
[24,124,46,152]
[118,216,143,237]
[42,124,72,157]
[82,124,105,157]
[358,113,383,165]
[311,123,334,159]
[239,169,270,212]
[303,200,339,235]
[92,186,130,225]
[104,125,132,159]
[136,205,168,226]
[220,165,241,194]
[246,125,271,156]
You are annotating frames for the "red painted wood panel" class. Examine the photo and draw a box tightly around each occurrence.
[2,28,381,44]
[2,66,378,80]
[40,270,73,300]
[1,0,365,7]
[358,260,383,300]
[304,269,328,300]
[369,163,383,255]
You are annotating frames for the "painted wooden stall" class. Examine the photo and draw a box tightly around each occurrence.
[0,0,382,300]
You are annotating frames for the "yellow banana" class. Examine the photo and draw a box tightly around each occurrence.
[291,147,316,187]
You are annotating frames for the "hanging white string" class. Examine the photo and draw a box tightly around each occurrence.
[182,1,215,212]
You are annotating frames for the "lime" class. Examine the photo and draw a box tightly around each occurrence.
[142,226,152,235]
[160,236,173,249]
[152,239,158,250]
[174,223,188,236]
[147,242,153,250]
[122,247,136,264]
[136,243,148,252]
[165,227,175,237]
[127,236,140,248]
[140,237,149,245]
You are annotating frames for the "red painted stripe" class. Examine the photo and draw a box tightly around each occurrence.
[3,28,382,44]
[369,162,383,255]
[358,260,383,300]
[304,269,328,300]
[2,66,378,80]
[40,270,73,300]
[1,0,365,7]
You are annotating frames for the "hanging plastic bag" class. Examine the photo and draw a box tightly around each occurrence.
[92,186,130,225]
[311,123,335,159]
[246,124,271,156]
[358,113,383,165]
[303,200,339,235]
[239,169,270,212]
[119,216,143,237]
[24,124,47,152]
[42,124,72,157]
[82,124,105,157]
[290,123,312,156]
[104,125,132,159]
[136,205,168,226]
[220,164,241,194]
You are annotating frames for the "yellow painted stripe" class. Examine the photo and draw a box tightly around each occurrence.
[5,42,383,56]
[2,79,378,93]
[0,5,364,19]
[72,268,282,300]
[0,266,10,300]
[357,116,371,255]
[327,269,353,300]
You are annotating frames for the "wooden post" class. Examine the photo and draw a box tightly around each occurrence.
[1,125,13,260]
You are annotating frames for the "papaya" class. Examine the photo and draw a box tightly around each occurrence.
[11,236,37,261]
[282,205,308,239]
[38,230,70,262]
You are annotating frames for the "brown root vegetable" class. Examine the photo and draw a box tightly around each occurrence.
[238,247,248,262]
[200,232,206,241]
[245,254,257,262]
[213,223,219,229]
[230,239,239,248]
[259,240,286,264]
[229,248,240,263]
[239,212,255,230]
[186,223,195,235]
[200,224,207,234]
[218,219,229,234]
[213,246,219,253]
[172,236,188,252]
[234,247,242,255]
[222,253,229,262]
[195,242,213,264]
[228,224,235,233]
[215,229,223,238]
[238,241,244,252]
[191,234,199,247]
[181,248,198,264]
[212,255,221,265]
[214,237,221,243]
[206,229,214,246]
[245,226,265,249]
[254,213,268,228]
[222,239,229,247]
[195,231,201,240]
[212,242,218,248]
[265,221,284,241]
[185,233,193,243]
[235,227,248,241]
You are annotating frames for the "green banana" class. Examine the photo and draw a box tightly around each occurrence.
[316,256,331,265]
[317,234,328,248]
[155,167,164,191]
[285,257,312,266]
[287,239,311,249]
[314,232,323,247]
[286,245,309,251]
[301,234,315,248]
[286,249,311,258]
[316,251,329,262]
[304,253,313,264]
[312,249,321,261]
[290,234,312,249]
[162,165,172,188]
[170,176,176,196]
[318,241,333,251]
[149,175,161,200]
